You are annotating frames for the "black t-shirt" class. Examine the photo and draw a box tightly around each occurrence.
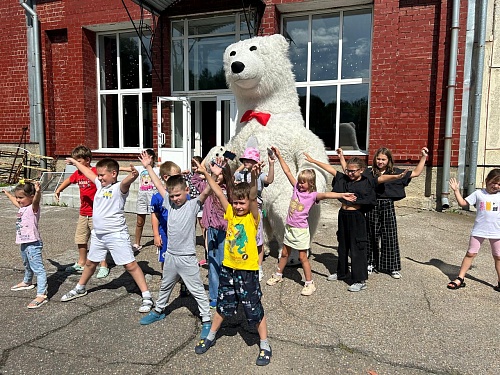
[363,168,412,201]
[332,171,377,209]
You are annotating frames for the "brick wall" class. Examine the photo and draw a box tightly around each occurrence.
[370,0,467,166]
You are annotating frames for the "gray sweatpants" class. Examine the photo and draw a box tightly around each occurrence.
[156,253,210,322]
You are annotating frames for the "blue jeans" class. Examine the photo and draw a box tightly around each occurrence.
[207,227,226,303]
[20,241,47,296]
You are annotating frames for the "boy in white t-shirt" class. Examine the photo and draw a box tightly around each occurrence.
[60,158,154,313]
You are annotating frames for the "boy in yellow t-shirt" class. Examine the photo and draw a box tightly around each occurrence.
[193,158,272,367]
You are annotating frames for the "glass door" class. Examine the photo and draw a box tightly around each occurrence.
[217,95,237,145]
[156,96,192,170]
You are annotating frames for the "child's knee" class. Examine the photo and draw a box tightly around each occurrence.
[465,251,477,258]
[124,260,139,272]
[136,215,146,227]
[85,260,98,268]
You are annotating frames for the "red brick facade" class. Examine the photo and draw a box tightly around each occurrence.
[0,0,467,166]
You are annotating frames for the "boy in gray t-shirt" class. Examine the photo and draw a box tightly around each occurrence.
[138,151,211,338]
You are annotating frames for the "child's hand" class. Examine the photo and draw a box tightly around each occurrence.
[129,164,139,179]
[397,168,410,179]
[66,157,76,165]
[193,158,208,175]
[251,162,262,178]
[271,146,281,159]
[54,191,60,202]
[421,147,429,157]
[138,151,152,168]
[449,177,460,191]
[34,181,41,193]
[303,152,314,163]
[154,234,162,248]
[342,192,357,202]
[336,148,344,157]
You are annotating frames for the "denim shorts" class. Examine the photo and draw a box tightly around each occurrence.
[217,265,265,326]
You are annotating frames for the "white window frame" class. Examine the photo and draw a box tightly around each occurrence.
[96,29,153,152]
[282,6,373,156]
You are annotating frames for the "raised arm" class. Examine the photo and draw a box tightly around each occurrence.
[410,147,429,178]
[138,151,167,198]
[120,164,140,194]
[66,157,97,182]
[249,163,260,221]
[194,159,229,211]
[32,182,42,214]
[3,189,20,208]
[377,168,410,184]
[449,177,468,208]
[317,191,357,202]
[304,152,337,176]
[336,148,347,171]
[263,150,275,185]
[272,146,296,186]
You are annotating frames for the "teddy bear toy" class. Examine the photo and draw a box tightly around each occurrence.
[222,34,330,261]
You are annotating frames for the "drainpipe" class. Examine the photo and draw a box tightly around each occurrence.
[466,0,488,196]
[441,0,461,209]
[20,0,46,166]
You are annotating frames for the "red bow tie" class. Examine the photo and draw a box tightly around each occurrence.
[240,110,271,126]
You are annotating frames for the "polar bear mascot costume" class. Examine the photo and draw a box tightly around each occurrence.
[223,34,330,261]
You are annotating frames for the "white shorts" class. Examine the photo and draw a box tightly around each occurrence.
[136,189,155,214]
[283,225,310,250]
[88,230,135,265]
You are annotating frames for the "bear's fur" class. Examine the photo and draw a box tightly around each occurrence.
[223,34,330,253]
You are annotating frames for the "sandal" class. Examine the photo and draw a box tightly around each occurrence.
[27,295,48,309]
[447,276,466,290]
[11,282,35,291]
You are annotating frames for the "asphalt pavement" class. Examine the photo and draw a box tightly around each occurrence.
[1,197,499,375]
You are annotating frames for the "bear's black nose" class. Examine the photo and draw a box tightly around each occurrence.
[231,61,245,74]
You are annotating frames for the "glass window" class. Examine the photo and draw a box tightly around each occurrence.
[284,8,372,153]
[97,30,153,150]
[283,17,308,82]
[172,12,259,93]
[188,35,233,90]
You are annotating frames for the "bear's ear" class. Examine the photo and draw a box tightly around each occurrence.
[267,34,288,51]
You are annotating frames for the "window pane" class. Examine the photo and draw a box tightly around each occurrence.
[342,9,372,79]
[188,16,235,35]
[189,36,232,90]
[100,94,119,148]
[311,14,339,81]
[173,101,184,148]
[172,40,184,91]
[120,33,140,89]
[339,84,369,150]
[172,21,184,37]
[240,13,255,34]
[143,93,153,148]
[297,87,307,122]
[123,95,139,147]
[141,34,152,88]
[283,17,308,82]
[310,86,337,151]
[99,35,117,90]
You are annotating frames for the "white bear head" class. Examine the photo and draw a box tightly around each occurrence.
[223,34,298,111]
[203,145,227,169]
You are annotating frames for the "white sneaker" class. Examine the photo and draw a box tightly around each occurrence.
[139,297,154,313]
[367,265,376,275]
[327,273,348,281]
[266,274,283,286]
[61,288,87,302]
[348,282,367,292]
[391,271,402,279]
[301,281,316,296]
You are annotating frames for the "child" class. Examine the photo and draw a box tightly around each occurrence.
[5,181,48,309]
[304,153,407,292]
[234,147,275,281]
[190,158,233,308]
[150,161,191,298]
[132,148,160,251]
[194,159,272,367]
[54,145,109,278]
[447,172,500,290]
[266,146,356,296]
[60,158,154,313]
[138,151,211,337]
[338,147,428,279]
[184,155,207,265]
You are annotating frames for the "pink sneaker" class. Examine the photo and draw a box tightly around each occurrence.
[198,259,207,266]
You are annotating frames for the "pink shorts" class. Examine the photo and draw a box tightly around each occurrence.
[468,236,500,257]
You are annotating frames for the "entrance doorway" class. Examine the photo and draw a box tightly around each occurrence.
[157,95,236,169]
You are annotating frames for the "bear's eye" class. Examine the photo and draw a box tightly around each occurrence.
[230,51,236,56]
[250,46,257,51]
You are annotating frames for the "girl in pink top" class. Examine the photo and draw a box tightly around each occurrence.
[4,181,48,309]
[266,147,356,296]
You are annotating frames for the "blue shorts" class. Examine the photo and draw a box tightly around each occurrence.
[217,265,265,326]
